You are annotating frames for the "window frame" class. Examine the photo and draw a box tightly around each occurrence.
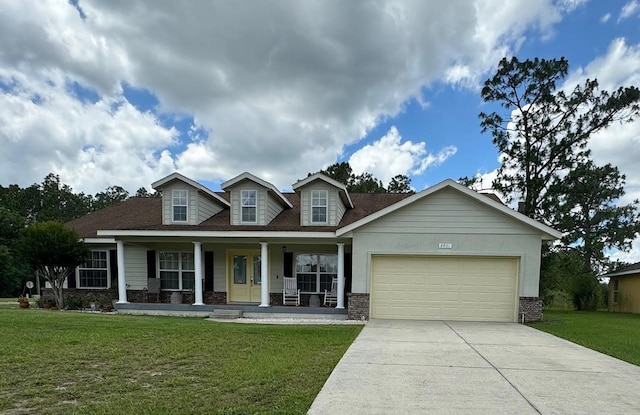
[294,253,337,293]
[240,189,258,224]
[172,189,188,223]
[612,278,619,304]
[77,250,109,289]
[158,251,196,291]
[310,189,328,224]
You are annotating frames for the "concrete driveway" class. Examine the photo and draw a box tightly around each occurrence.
[308,319,640,414]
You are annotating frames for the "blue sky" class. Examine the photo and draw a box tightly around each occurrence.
[1,0,639,261]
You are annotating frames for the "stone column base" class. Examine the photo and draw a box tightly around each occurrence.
[347,293,370,320]
[518,297,543,322]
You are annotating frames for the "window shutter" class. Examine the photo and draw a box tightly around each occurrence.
[67,269,77,288]
[344,252,352,294]
[147,250,157,279]
[109,249,118,287]
[204,251,214,291]
[284,252,293,277]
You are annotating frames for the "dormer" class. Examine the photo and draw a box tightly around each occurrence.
[292,173,353,226]
[221,172,293,225]
[152,173,230,225]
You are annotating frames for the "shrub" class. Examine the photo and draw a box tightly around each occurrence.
[65,296,84,310]
[571,273,599,311]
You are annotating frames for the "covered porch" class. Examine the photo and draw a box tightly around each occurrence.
[107,235,352,313]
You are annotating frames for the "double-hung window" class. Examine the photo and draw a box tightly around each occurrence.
[159,252,195,290]
[311,190,328,223]
[612,279,619,304]
[241,190,257,223]
[295,254,337,292]
[172,190,188,222]
[79,250,109,288]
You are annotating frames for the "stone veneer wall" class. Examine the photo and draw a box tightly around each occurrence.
[347,293,369,320]
[518,297,543,323]
[47,289,228,306]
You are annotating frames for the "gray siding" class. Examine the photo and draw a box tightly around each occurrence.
[161,182,197,225]
[123,245,148,290]
[229,183,270,225]
[299,182,343,226]
[266,193,284,224]
[197,194,224,223]
[351,188,544,297]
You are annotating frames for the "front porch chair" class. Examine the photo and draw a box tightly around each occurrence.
[145,278,161,303]
[324,277,338,307]
[282,276,300,306]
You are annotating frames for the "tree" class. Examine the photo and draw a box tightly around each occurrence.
[387,175,412,193]
[320,162,353,185]
[0,207,29,297]
[550,161,640,273]
[313,162,412,193]
[479,56,640,221]
[36,174,92,222]
[93,185,130,210]
[17,221,89,309]
[134,187,159,198]
[349,172,386,193]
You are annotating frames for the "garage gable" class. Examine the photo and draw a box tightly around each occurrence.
[354,187,534,236]
[338,179,560,239]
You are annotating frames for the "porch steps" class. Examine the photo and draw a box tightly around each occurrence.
[209,309,243,319]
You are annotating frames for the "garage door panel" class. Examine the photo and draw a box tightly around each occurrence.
[371,256,518,322]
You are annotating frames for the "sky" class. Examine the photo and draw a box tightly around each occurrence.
[0,0,639,262]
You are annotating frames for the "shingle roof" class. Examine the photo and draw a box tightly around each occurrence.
[67,192,413,238]
[601,262,640,278]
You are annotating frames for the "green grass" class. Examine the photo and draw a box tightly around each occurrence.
[529,309,640,366]
[0,309,362,414]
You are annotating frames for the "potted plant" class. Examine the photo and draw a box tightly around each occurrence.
[18,296,30,309]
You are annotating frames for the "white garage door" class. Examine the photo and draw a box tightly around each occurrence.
[370,256,519,322]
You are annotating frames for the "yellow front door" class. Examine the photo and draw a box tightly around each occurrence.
[228,250,262,303]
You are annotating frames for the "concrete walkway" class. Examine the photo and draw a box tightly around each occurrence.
[308,319,640,414]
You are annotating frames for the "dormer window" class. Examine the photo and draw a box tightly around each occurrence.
[172,189,188,222]
[311,190,328,223]
[241,190,257,223]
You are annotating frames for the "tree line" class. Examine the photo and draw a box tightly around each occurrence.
[0,175,158,297]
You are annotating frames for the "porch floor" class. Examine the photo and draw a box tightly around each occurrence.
[115,302,349,320]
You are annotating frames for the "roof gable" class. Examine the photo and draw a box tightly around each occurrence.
[336,179,561,239]
[152,172,230,207]
[221,172,293,208]
[292,173,354,208]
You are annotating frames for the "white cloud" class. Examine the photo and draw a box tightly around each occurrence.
[348,127,456,186]
[601,13,611,23]
[619,0,640,21]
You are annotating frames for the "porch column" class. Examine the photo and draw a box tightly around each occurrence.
[259,242,270,307]
[337,243,345,309]
[193,242,204,305]
[116,240,128,304]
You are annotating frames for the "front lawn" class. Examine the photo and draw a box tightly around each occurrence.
[529,309,640,366]
[0,309,362,414]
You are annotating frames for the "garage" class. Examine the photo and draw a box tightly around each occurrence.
[370,255,519,322]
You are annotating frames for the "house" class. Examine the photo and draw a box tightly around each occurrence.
[604,262,640,313]
[63,171,560,322]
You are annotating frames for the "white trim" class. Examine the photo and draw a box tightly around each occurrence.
[292,173,354,209]
[98,229,339,238]
[221,172,293,208]
[336,179,561,240]
[601,268,640,278]
[310,189,328,224]
[83,238,116,244]
[77,250,110,289]
[240,189,258,224]
[152,172,230,207]
[172,189,189,223]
